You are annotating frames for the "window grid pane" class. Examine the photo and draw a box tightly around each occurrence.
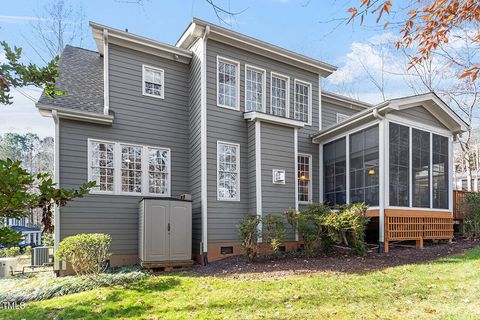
[271,76,287,117]
[144,67,163,97]
[91,142,115,192]
[433,134,449,209]
[218,60,237,108]
[245,68,264,112]
[412,129,431,208]
[298,155,311,202]
[149,148,169,195]
[218,143,239,200]
[121,146,142,193]
[294,82,309,122]
[389,123,410,207]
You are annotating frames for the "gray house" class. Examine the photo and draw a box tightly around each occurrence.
[37,19,468,269]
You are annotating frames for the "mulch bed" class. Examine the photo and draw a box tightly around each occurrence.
[192,238,480,277]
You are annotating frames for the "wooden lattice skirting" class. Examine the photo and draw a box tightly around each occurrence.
[384,210,453,253]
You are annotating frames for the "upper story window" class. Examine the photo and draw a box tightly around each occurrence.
[271,73,289,117]
[245,65,266,112]
[88,139,170,196]
[217,57,240,110]
[217,141,240,201]
[298,154,312,203]
[142,65,164,99]
[336,113,350,123]
[294,80,311,124]
[90,141,115,192]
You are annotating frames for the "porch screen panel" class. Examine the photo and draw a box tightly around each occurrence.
[412,128,431,207]
[324,137,346,206]
[349,125,379,206]
[389,123,410,207]
[433,134,449,209]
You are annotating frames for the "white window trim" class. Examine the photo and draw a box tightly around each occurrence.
[142,64,165,99]
[87,138,171,197]
[216,56,241,111]
[270,72,290,118]
[336,112,350,123]
[217,140,241,201]
[298,153,313,204]
[294,79,312,126]
[244,64,267,113]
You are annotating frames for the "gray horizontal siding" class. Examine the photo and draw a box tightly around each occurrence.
[390,105,448,129]
[322,101,361,130]
[59,44,190,255]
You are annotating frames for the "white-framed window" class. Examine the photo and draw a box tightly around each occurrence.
[88,139,170,196]
[89,140,115,193]
[298,154,312,203]
[217,56,240,110]
[336,113,350,123]
[294,80,312,124]
[270,72,290,117]
[245,65,266,112]
[217,141,240,201]
[142,65,164,99]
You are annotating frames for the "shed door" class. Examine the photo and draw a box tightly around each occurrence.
[145,202,169,262]
[169,203,192,261]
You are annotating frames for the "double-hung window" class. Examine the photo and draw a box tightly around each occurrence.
[142,65,164,98]
[217,57,240,110]
[90,141,115,192]
[88,140,170,196]
[245,65,265,112]
[217,141,240,201]
[294,80,311,124]
[271,73,289,117]
[298,154,312,203]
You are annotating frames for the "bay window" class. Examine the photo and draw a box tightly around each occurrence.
[88,139,170,196]
[217,141,240,201]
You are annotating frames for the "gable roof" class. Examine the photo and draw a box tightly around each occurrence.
[37,45,105,115]
[312,92,469,143]
[176,18,337,77]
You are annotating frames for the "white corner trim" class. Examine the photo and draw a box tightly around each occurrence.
[103,28,109,116]
[293,79,312,126]
[200,35,208,254]
[270,71,290,118]
[216,55,241,111]
[216,140,241,201]
[244,112,305,128]
[378,119,386,243]
[318,76,322,131]
[294,128,299,241]
[142,64,165,99]
[255,121,262,242]
[244,64,267,113]
[52,111,61,270]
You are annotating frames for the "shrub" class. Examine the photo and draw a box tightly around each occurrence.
[42,233,54,246]
[238,214,261,262]
[262,214,286,254]
[0,266,149,304]
[464,194,480,238]
[0,246,21,258]
[55,233,111,275]
[23,245,32,257]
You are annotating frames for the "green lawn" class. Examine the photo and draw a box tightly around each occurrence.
[2,248,480,320]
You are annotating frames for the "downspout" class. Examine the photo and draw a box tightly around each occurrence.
[52,110,62,273]
[373,108,386,252]
[200,25,210,266]
[103,29,109,116]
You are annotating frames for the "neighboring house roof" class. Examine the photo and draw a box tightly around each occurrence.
[11,225,41,232]
[176,18,337,77]
[37,45,104,115]
[312,92,470,143]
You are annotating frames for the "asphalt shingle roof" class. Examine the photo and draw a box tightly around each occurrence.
[37,45,104,114]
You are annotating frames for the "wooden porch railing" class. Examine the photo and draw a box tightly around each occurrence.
[453,190,473,221]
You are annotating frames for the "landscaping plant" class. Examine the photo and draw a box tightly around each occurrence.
[464,193,480,238]
[55,233,112,275]
[0,246,20,258]
[238,214,261,262]
[262,214,286,255]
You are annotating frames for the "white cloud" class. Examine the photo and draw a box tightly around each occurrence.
[0,87,54,138]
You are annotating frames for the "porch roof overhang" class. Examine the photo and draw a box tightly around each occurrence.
[311,92,469,144]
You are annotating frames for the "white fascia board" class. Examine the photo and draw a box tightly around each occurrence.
[38,104,114,125]
[244,112,305,128]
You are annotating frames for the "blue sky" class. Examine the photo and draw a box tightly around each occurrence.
[0,0,417,137]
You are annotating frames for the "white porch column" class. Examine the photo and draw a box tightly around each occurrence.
[378,119,386,251]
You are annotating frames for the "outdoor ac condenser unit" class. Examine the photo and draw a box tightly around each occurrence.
[32,246,53,266]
